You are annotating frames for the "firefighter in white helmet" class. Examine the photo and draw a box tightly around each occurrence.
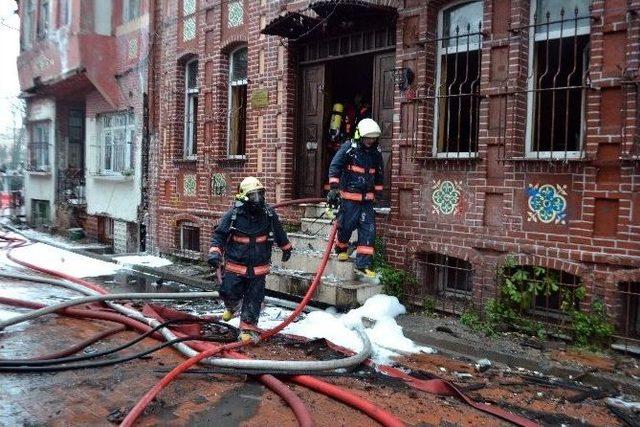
[208,177,292,343]
[326,118,384,284]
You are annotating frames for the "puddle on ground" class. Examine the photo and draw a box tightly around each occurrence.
[187,381,264,427]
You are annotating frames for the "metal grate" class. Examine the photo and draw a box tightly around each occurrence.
[615,282,640,351]
[178,222,201,256]
[411,252,474,314]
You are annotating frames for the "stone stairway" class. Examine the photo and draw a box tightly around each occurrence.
[267,203,382,309]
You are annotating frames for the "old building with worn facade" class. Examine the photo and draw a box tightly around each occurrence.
[154,0,638,348]
[17,0,150,252]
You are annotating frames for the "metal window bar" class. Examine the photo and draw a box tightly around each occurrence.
[178,222,201,257]
[498,265,582,334]
[495,7,593,163]
[422,24,483,159]
[411,253,474,315]
[614,282,640,352]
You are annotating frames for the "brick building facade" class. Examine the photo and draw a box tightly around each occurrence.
[149,0,639,340]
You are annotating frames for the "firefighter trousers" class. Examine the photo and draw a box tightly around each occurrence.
[219,272,265,327]
[336,199,376,270]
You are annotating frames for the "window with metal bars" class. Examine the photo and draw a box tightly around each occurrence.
[421,253,474,296]
[619,282,640,339]
[526,0,590,159]
[433,1,482,158]
[179,222,200,253]
[28,121,50,172]
[184,59,199,158]
[228,46,247,158]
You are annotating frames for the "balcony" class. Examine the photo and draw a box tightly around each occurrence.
[17,28,122,108]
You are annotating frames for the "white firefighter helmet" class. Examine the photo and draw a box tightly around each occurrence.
[355,118,381,139]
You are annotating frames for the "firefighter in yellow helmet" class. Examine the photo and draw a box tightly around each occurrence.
[208,177,292,343]
[327,118,383,284]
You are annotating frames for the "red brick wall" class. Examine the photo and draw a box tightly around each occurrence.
[149,0,640,320]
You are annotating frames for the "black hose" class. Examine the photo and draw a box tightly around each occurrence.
[0,319,237,367]
[0,335,236,373]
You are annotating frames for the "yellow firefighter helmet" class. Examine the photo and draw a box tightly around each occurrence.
[236,176,265,202]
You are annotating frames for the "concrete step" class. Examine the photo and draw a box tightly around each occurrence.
[267,266,383,308]
[272,246,355,280]
[299,218,359,243]
[286,232,332,252]
[301,203,331,219]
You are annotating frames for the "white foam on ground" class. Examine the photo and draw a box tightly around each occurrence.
[115,255,173,268]
[10,243,121,278]
[255,294,435,365]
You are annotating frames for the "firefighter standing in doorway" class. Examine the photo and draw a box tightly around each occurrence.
[208,177,292,343]
[326,118,384,284]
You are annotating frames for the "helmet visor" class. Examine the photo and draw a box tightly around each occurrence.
[246,189,265,206]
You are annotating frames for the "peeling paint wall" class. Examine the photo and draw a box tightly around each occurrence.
[24,98,57,224]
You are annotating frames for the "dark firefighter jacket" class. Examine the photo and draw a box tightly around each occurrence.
[328,140,384,201]
[210,203,292,277]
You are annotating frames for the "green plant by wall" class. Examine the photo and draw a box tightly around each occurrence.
[371,237,418,302]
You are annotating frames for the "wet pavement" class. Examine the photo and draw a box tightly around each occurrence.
[0,241,638,426]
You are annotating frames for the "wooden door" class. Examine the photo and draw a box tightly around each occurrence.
[372,52,395,206]
[297,64,326,198]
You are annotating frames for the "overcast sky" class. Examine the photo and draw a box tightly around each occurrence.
[0,0,20,136]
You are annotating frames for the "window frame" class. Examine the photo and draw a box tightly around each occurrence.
[183,58,199,159]
[37,0,50,40]
[99,111,135,175]
[227,45,248,159]
[432,0,483,158]
[29,121,51,172]
[525,0,591,159]
[179,221,201,253]
[123,0,141,23]
[22,0,36,49]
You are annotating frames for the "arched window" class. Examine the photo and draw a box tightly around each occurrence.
[227,46,248,158]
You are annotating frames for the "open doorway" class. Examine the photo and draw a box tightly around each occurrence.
[323,53,375,181]
[297,50,394,204]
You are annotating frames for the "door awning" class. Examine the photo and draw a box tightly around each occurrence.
[262,1,397,40]
[261,12,321,39]
[309,1,397,20]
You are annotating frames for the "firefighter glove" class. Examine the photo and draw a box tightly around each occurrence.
[281,249,292,262]
[207,252,222,269]
[327,189,341,208]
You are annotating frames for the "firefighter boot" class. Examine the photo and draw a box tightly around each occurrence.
[222,310,235,321]
[355,268,380,285]
[337,252,349,262]
[238,330,261,344]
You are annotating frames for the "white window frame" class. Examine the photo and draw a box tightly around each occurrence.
[184,58,199,159]
[30,121,50,171]
[99,112,134,175]
[432,0,483,158]
[525,0,590,159]
[227,46,248,159]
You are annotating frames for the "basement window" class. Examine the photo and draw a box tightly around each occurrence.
[99,112,135,174]
[184,59,199,159]
[421,253,474,296]
[619,282,640,339]
[526,0,590,159]
[178,222,201,255]
[228,46,247,158]
[31,199,50,228]
[433,1,482,158]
